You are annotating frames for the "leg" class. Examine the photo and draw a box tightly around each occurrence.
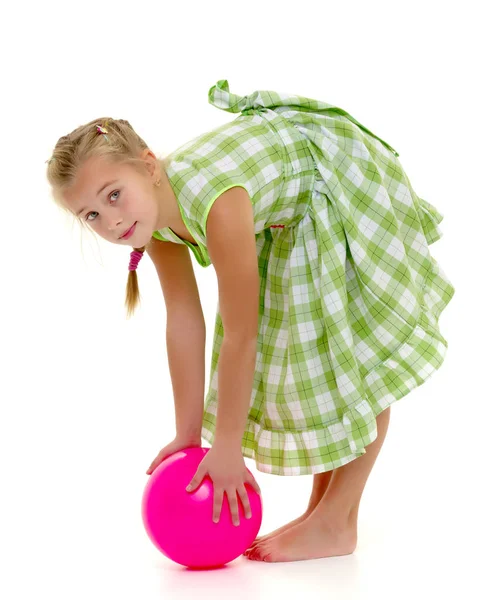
[248,469,334,548]
[245,406,391,562]
[310,405,391,529]
[307,469,335,513]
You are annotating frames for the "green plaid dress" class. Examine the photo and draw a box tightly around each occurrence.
[152,79,455,476]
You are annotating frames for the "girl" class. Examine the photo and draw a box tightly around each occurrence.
[46,79,455,563]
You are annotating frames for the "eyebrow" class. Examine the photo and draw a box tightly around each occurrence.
[75,179,118,216]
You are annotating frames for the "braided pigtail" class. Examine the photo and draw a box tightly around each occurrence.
[125,246,146,319]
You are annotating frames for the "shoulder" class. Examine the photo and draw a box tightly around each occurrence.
[205,186,254,241]
[205,185,257,271]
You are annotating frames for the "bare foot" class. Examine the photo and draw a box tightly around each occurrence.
[246,472,334,552]
[243,512,357,563]
[243,510,312,553]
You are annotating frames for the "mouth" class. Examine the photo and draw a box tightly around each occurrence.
[119,222,137,240]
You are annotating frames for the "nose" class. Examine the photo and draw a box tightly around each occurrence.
[108,218,123,235]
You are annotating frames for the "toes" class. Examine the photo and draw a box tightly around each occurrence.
[243,542,275,562]
[250,536,264,546]
[262,552,273,562]
[244,540,274,561]
[243,538,262,556]
[251,544,263,561]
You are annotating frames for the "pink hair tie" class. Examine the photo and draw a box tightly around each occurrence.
[128,249,144,271]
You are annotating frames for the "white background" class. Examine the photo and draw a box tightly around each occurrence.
[1,0,477,598]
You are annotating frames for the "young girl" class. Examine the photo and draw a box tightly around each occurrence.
[46,79,455,563]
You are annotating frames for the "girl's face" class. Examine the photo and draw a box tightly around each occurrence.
[62,154,161,247]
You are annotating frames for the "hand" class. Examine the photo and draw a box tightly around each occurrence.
[146,435,202,475]
[186,444,261,526]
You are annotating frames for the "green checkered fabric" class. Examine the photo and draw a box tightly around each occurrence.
[152,79,455,476]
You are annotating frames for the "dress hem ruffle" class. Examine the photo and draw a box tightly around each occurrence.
[201,308,451,476]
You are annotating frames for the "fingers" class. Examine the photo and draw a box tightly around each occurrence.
[226,488,240,527]
[146,447,173,475]
[246,476,262,496]
[237,484,252,520]
[146,458,161,475]
[216,486,252,526]
[186,467,205,492]
[186,471,260,525]
[213,487,225,523]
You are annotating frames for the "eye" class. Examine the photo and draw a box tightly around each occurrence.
[85,190,120,222]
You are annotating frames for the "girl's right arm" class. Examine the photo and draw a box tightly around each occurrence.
[146,238,206,441]
[145,315,206,476]
[167,314,206,440]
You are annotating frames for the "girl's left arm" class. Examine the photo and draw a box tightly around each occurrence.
[205,186,260,450]
[214,337,257,449]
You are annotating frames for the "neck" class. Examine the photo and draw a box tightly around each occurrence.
[153,164,181,231]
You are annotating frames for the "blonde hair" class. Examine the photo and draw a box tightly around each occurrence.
[46,117,169,319]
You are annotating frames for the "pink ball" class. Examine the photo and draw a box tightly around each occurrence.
[141,446,263,568]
